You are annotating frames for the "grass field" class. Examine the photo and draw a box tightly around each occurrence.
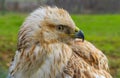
[0,13,120,78]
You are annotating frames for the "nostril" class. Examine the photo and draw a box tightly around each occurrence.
[75,28,79,33]
[75,30,78,33]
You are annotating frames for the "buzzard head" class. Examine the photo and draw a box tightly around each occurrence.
[32,7,84,45]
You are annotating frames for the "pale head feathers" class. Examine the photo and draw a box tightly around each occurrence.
[12,6,74,78]
[18,6,76,50]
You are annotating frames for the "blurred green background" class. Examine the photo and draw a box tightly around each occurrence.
[0,0,120,78]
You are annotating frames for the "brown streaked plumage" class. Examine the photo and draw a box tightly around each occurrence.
[8,6,112,78]
[64,40,112,78]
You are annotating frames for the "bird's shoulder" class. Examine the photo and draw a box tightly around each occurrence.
[64,40,112,78]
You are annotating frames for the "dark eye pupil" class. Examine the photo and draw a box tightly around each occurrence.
[58,26,63,30]
[57,25,64,30]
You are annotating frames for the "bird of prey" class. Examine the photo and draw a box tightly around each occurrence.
[8,6,112,78]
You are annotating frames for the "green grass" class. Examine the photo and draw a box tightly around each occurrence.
[0,13,26,78]
[0,13,26,52]
[72,15,120,77]
[0,13,120,78]
[72,14,120,55]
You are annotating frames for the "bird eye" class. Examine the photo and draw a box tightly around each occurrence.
[56,25,64,31]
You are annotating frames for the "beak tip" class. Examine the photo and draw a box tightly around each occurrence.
[75,30,84,42]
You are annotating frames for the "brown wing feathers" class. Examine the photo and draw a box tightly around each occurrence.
[64,40,112,78]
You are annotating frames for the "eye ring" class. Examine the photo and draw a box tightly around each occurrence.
[57,25,64,31]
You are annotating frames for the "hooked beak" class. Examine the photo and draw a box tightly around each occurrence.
[75,27,84,41]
